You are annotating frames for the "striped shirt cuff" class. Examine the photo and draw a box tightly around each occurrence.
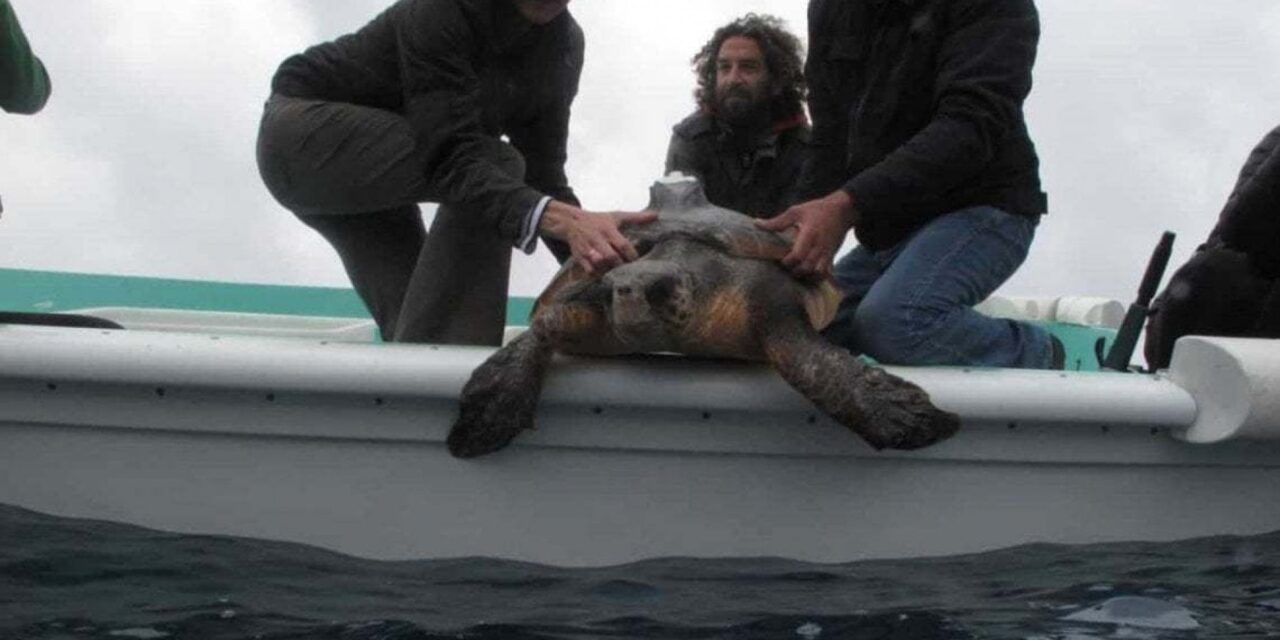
[518,196,553,254]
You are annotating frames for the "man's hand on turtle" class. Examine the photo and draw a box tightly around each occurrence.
[540,201,658,276]
[756,190,859,280]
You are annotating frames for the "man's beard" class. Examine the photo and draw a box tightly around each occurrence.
[715,85,769,127]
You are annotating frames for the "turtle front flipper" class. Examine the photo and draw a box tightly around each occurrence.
[760,316,960,450]
[448,302,608,458]
[447,329,554,458]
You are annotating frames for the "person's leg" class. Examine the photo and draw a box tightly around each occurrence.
[852,206,1053,368]
[257,95,435,340]
[257,95,535,346]
[392,144,527,346]
[297,209,424,340]
[391,204,516,345]
[821,245,887,351]
[256,95,434,215]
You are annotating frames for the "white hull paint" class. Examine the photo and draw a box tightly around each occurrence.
[2,322,1278,566]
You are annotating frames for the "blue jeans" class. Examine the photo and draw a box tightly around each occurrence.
[823,206,1053,369]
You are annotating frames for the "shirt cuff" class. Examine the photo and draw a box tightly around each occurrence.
[517,196,553,254]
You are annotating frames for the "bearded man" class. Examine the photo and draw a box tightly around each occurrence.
[664,14,809,219]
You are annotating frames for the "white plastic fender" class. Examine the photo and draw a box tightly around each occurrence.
[974,295,1124,329]
[1168,336,1280,443]
[1054,297,1125,329]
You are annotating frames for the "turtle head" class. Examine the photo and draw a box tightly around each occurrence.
[602,259,695,347]
[647,173,711,214]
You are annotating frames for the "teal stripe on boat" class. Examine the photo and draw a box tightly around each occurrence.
[0,268,537,326]
[0,268,1111,369]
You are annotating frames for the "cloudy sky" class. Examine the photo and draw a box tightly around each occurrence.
[1,1,1278,303]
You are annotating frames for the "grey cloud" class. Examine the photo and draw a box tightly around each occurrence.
[0,0,1275,305]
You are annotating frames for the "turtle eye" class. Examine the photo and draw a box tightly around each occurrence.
[645,275,675,305]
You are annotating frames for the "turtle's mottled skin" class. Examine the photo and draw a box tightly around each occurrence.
[448,179,960,458]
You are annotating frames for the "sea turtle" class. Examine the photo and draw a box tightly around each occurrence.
[447,177,960,458]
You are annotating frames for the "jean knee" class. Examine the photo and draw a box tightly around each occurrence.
[854,299,946,365]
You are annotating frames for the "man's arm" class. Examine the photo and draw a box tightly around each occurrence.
[843,0,1040,220]
[507,96,578,262]
[794,0,847,203]
[1210,125,1280,280]
[0,0,50,115]
[506,23,584,262]
[776,128,814,212]
[508,20,583,207]
[508,99,580,208]
[397,0,652,272]
[396,0,545,243]
[755,0,856,279]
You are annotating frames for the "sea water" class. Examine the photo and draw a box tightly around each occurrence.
[2,504,1277,639]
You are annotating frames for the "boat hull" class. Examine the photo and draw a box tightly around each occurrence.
[3,325,1279,565]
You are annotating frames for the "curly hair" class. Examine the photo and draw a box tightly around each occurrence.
[692,14,806,121]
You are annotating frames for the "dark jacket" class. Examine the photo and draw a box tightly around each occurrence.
[271,0,582,243]
[802,0,1047,250]
[664,111,810,218]
[1209,125,1280,280]
[1144,125,1280,369]
[0,0,50,115]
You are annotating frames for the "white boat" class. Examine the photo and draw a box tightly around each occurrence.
[1,268,1278,567]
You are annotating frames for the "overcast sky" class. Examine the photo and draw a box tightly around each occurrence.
[1,1,1278,303]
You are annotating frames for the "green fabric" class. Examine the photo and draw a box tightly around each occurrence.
[0,0,50,114]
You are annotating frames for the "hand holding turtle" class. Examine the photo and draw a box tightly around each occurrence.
[540,201,659,275]
[756,190,859,280]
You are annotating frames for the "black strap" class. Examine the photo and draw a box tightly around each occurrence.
[0,311,124,330]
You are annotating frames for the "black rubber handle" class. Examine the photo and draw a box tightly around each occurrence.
[1102,231,1176,372]
[1136,231,1176,306]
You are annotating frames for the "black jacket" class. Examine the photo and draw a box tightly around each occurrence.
[1209,125,1280,280]
[1143,125,1280,369]
[271,0,583,243]
[802,0,1047,250]
[664,112,811,218]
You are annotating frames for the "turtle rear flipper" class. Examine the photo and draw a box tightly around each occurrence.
[761,316,960,450]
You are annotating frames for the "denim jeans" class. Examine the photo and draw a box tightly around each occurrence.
[823,206,1054,369]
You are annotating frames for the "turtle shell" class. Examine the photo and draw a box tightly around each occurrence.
[533,178,840,331]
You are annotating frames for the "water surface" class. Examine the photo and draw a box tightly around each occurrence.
[3,505,1277,639]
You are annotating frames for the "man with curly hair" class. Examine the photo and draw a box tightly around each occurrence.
[759,0,1062,370]
[664,14,809,219]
